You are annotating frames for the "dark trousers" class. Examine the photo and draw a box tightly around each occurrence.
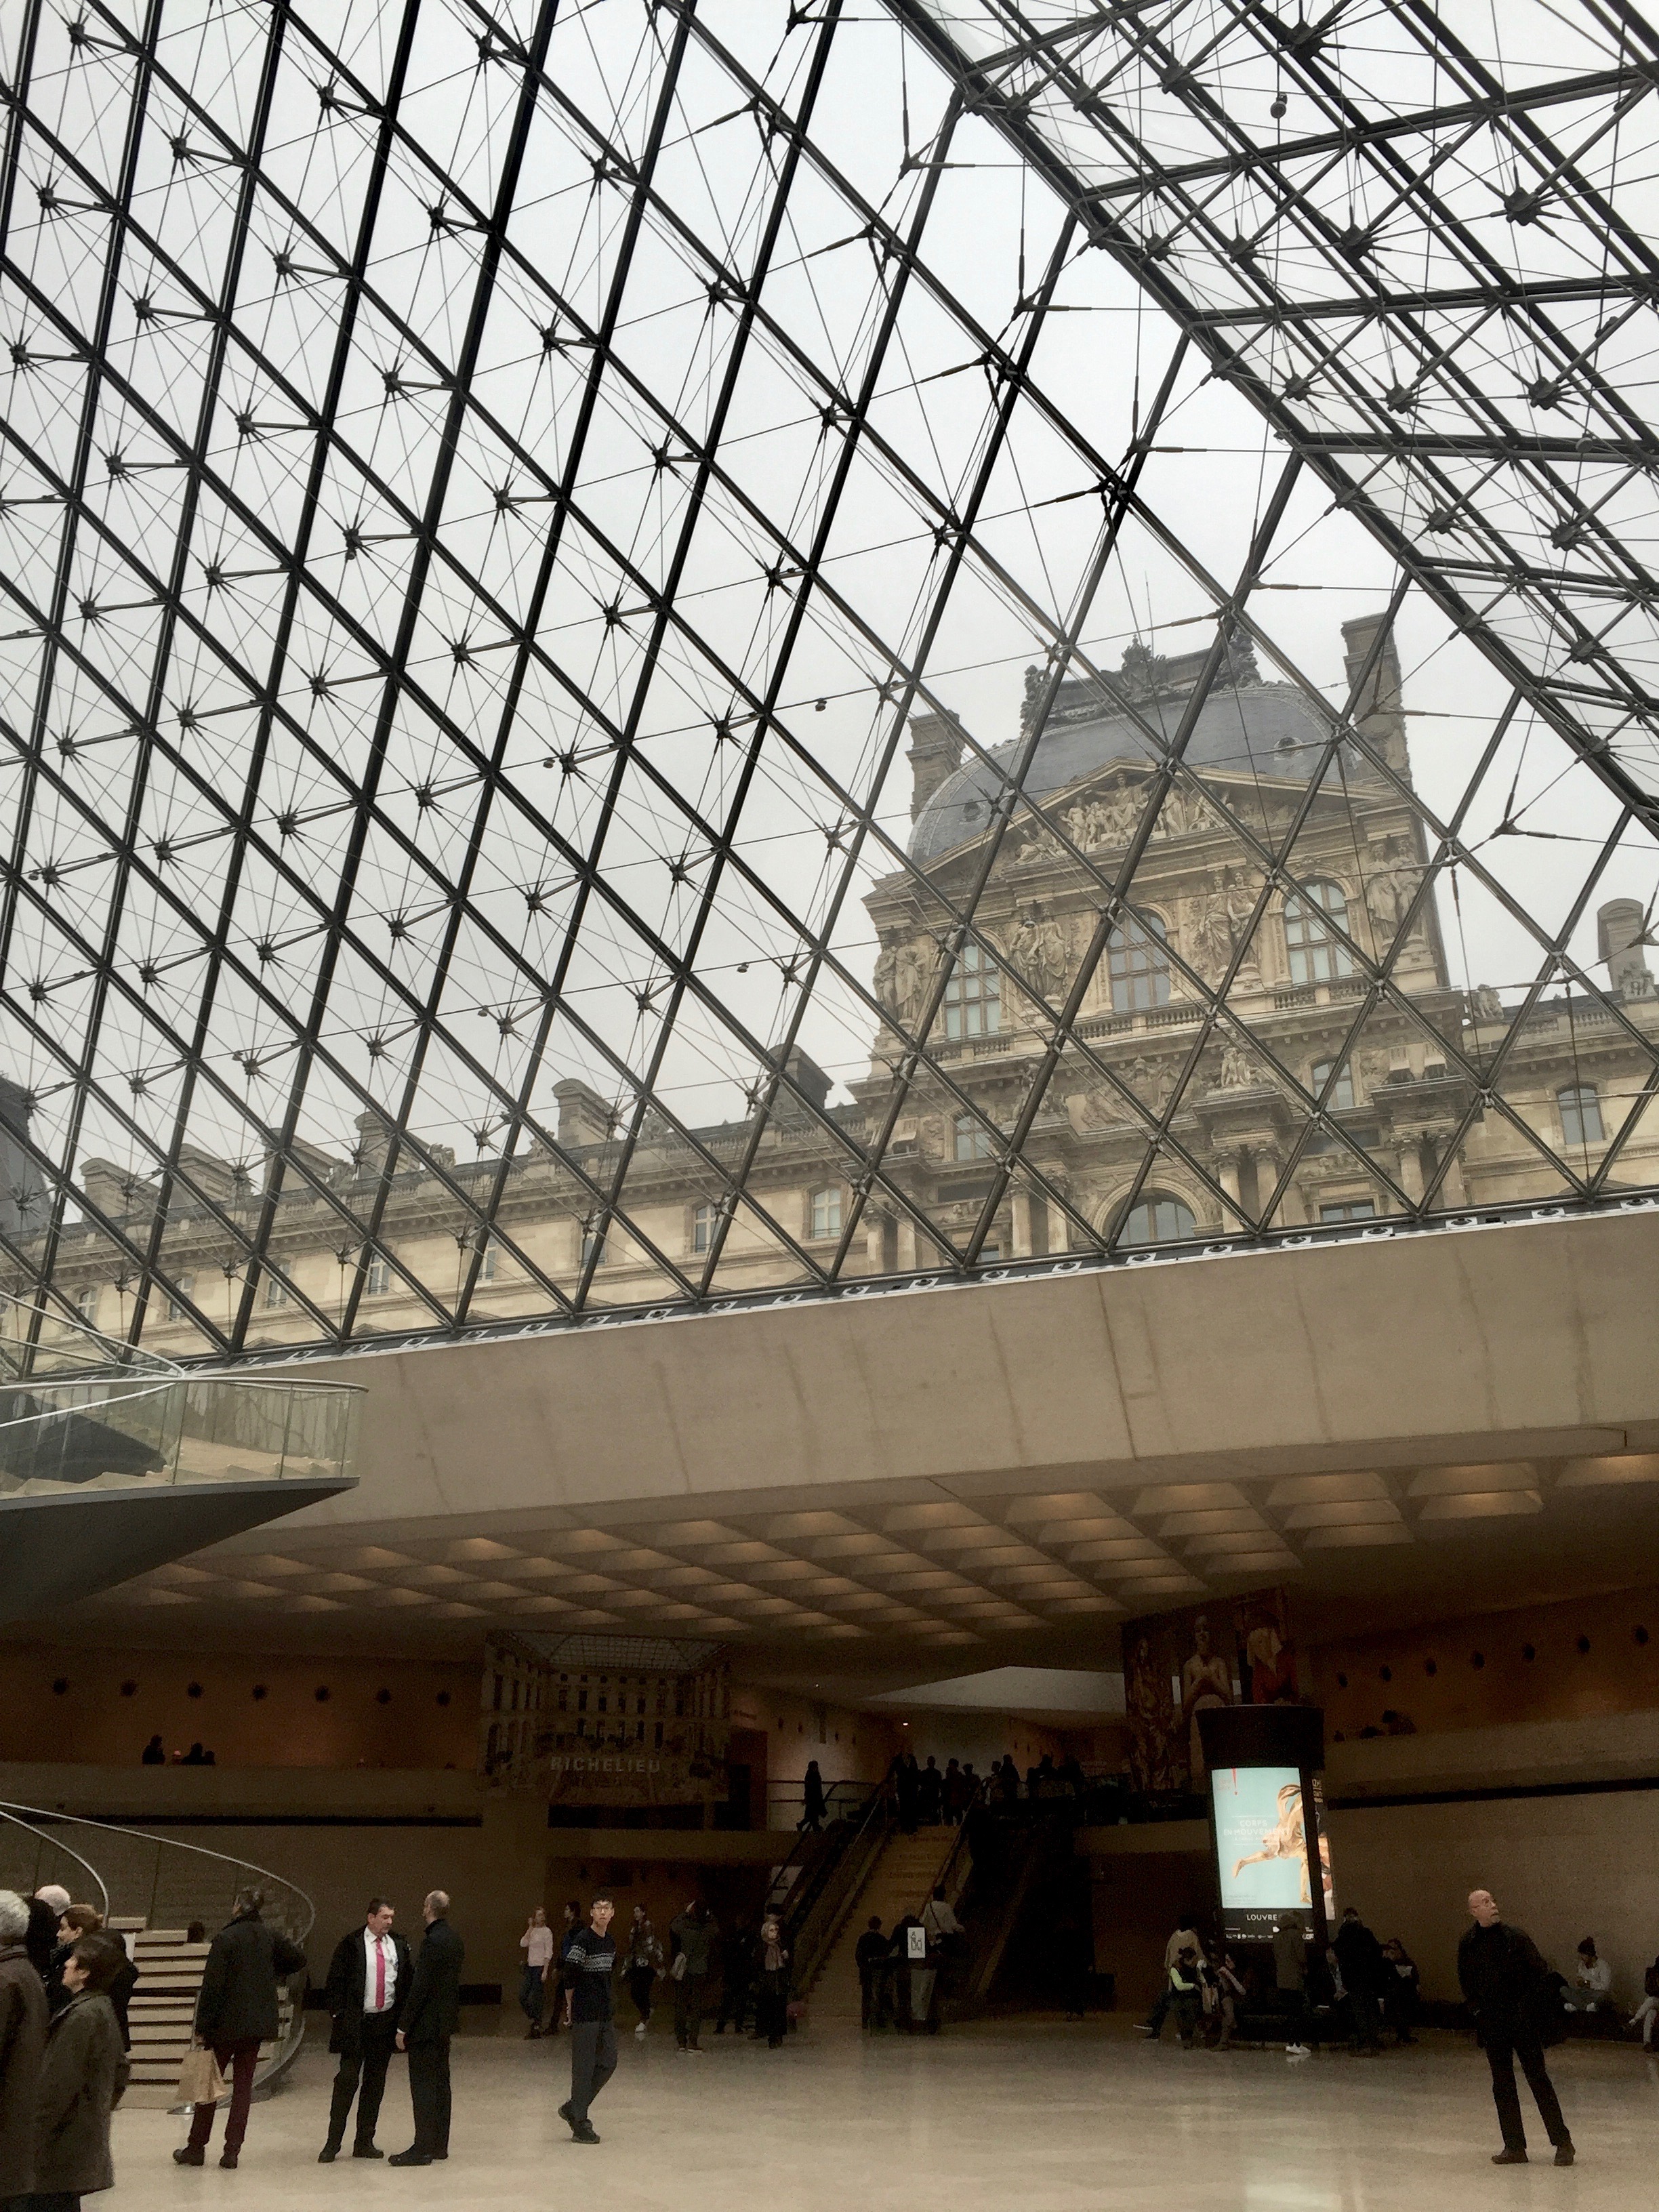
[186,2037,261,2152]
[1485,2028,1570,2152]
[755,1986,787,2048]
[626,1967,655,2026]
[568,2022,617,2127]
[716,1978,753,2034]
[1172,1992,1200,2045]
[407,2034,451,2157]
[1144,1986,1171,2037]
[1347,1988,1384,2049]
[673,1973,707,2048]
[325,2016,398,2150]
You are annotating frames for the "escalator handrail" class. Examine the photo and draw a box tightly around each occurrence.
[789,1781,893,1992]
[762,1778,866,1915]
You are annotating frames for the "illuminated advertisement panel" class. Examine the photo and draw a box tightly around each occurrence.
[1210,1765,1334,1942]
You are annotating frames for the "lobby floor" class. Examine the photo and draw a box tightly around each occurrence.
[112,2017,1659,2210]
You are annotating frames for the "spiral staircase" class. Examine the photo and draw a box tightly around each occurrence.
[0,1801,313,2109]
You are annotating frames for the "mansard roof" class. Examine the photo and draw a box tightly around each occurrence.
[909,678,1370,865]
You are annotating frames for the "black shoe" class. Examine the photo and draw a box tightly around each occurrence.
[434,2150,448,2160]
[319,2146,340,2164]
[174,2147,205,2167]
[1492,2149,1528,2165]
[220,2152,239,2169]
[573,2125,600,2145]
[388,2150,432,2167]
[558,2102,577,2135]
[1554,2144,1575,2167]
[352,2144,384,2159]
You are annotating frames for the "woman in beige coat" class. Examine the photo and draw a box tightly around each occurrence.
[32,1931,130,2207]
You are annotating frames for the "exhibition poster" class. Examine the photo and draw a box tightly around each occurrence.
[1210,1765,1335,1940]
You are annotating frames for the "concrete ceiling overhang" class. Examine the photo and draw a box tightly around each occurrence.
[20,1211,1659,1677]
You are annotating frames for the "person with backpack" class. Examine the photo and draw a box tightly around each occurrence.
[1458,1887,1575,2167]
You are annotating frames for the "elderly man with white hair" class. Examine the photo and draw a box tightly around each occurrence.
[1,1888,49,2198]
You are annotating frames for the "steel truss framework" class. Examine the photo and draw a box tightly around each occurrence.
[0,0,1654,1362]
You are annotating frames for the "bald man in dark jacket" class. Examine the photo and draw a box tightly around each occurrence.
[1458,1888,1574,2167]
[391,1891,464,2167]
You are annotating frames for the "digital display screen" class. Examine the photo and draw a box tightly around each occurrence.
[1210,1765,1334,1941]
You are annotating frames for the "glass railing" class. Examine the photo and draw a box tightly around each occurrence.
[0,1296,361,1498]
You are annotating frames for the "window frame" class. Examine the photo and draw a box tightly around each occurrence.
[1118,1191,1196,1247]
[942,942,1001,1039]
[691,1201,717,1255]
[262,1270,289,1310]
[1318,1200,1377,1224]
[1557,1082,1604,1147]
[1107,911,1172,1012]
[1310,1057,1356,1113]
[953,1113,996,1162]
[808,1185,842,1240]
[165,1273,195,1323]
[365,1254,392,1297]
[1283,880,1355,985]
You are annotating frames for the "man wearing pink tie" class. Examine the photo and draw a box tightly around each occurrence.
[319,1899,412,2163]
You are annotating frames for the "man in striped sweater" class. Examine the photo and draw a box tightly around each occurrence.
[558,1897,618,2146]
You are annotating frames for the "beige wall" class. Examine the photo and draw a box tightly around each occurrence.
[0,1647,479,1770]
[1312,1582,1659,1742]
[1328,1793,1659,2009]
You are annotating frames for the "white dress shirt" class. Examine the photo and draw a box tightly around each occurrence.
[363,1928,398,2013]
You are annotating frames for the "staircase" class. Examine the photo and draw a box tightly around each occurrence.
[0,1802,310,2110]
[809,1824,959,2023]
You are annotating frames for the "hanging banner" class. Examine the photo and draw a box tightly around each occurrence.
[1121,1587,1298,1793]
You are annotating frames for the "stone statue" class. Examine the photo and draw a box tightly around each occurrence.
[1366,843,1418,934]
[894,941,926,1025]
[1218,1041,1256,1090]
[1189,891,1233,981]
[873,941,899,1012]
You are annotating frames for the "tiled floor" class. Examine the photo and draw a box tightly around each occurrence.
[110,2016,1659,2210]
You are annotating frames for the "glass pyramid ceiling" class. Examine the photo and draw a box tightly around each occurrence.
[0,0,1654,1360]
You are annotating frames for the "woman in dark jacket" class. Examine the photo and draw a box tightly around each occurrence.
[753,1918,792,2049]
[798,1763,827,1834]
[32,1931,130,2208]
[175,1887,306,2170]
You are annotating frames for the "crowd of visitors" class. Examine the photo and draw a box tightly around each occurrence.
[875,1746,1090,1834]
[0,1824,1645,2182]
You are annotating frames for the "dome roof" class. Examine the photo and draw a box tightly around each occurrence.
[908,680,1359,865]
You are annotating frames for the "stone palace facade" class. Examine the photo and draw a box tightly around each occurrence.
[12,615,1658,1354]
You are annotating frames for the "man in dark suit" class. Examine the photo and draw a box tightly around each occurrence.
[319,1898,411,2163]
[390,1891,463,2167]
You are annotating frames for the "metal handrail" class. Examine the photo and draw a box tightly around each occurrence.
[0,1800,314,2095]
[762,1778,865,1914]
[0,1805,110,1919]
[910,1779,987,1923]
[792,1783,893,1995]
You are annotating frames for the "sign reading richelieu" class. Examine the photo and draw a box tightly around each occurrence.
[481,1632,731,1807]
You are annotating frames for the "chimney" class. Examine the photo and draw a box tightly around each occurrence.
[907,710,965,822]
[772,1048,833,1126]
[0,1078,45,1238]
[79,1158,153,1225]
[552,1080,615,1149]
[1341,613,1408,778]
[1598,898,1655,1000]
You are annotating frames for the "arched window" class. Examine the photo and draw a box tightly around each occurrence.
[809,1186,842,1240]
[1284,881,1354,983]
[1120,1191,1195,1246]
[1557,1083,1603,1146]
[943,943,1000,1038]
[1108,914,1170,1011]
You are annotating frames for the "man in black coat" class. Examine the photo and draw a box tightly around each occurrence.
[319,1898,412,2163]
[1458,1887,1575,2166]
[175,1888,307,2169]
[390,1890,464,2167]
